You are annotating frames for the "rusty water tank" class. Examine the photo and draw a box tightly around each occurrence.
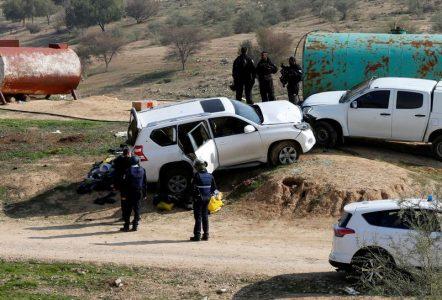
[0,40,81,101]
[302,32,442,97]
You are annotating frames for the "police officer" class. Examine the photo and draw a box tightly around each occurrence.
[113,147,132,219]
[256,51,278,102]
[280,57,303,105]
[232,47,256,104]
[190,159,217,242]
[120,156,147,232]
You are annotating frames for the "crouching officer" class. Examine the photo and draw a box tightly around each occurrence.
[190,159,217,242]
[120,156,147,232]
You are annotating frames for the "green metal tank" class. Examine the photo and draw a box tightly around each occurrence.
[302,32,442,97]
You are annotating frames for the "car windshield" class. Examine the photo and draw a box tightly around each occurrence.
[230,100,262,124]
[339,79,372,103]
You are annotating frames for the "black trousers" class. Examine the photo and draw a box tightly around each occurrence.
[259,79,275,102]
[193,199,209,237]
[287,85,300,105]
[235,80,254,104]
[123,190,142,227]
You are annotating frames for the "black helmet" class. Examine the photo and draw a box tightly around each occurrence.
[193,158,208,171]
[130,156,140,166]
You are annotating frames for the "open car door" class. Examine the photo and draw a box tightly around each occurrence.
[187,122,219,173]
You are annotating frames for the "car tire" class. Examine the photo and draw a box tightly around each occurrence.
[432,136,442,161]
[314,121,338,147]
[161,167,192,195]
[352,250,395,286]
[270,141,300,166]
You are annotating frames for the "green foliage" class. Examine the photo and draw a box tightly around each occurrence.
[125,0,160,24]
[334,0,356,20]
[2,0,28,23]
[26,23,41,33]
[321,5,339,22]
[199,0,236,24]
[78,29,126,71]
[65,0,123,31]
[432,12,442,33]
[160,26,206,70]
[234,9,264,34]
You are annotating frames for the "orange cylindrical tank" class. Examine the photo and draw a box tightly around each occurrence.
[0,45,81,96]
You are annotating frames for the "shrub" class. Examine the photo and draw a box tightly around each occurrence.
[199,0,236,24]
[26,23,41,34]
[234,10,264,34]
[431,12,442,33]
[334,0,356,20]
[256,28,293,65]
[125,0,160,24]
[321,6,339,22]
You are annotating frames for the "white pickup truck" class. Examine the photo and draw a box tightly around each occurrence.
[302,77,442,160]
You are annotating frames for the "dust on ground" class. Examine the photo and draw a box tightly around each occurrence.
[0,96,132,122]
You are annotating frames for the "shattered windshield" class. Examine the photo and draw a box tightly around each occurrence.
[339,79,372,103]
[230,100,262,124]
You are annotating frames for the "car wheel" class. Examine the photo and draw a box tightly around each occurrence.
[270,141,300,166]
[432,136,442,161]
[314,121,338,147]
[161,168,191,195]
[352,251,394,286]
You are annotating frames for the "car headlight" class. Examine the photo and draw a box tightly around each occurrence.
[295,122,311,130]
[302,106,312,115]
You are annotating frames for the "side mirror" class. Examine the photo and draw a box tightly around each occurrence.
[350,101,358,109]
[244,125,256,134]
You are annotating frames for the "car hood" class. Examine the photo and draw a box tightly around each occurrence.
[255,100,302,125]
[302,91,347,106]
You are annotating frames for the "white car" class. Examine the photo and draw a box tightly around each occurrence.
[127,98,316,194]
[329,199,441,279]
[302,77,442,160]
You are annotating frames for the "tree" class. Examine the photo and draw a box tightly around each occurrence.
[35,0,58,25]
[2,0,27,24]
[160,26,206,71]
[79,30,126,71]
[256,28,293,65]
[334,0,356,21]
[65,0,123,31]
[125,0,159,24]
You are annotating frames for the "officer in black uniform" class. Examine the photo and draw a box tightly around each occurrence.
[120,156,147,232]
[256,51,278,102]
[190,159,217,242]
[280,57,303,105]
[113,147,132,219]
[232,47,256,104]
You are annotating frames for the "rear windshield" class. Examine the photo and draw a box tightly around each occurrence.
[127,113,139,146]
[338,213,352,227]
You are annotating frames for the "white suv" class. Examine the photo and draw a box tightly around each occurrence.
[127,98,315,194]
[330,199,441,278]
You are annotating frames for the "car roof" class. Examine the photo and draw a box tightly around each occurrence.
[344,199,438,214]
[136,97,234,127]
[370,77,437,93]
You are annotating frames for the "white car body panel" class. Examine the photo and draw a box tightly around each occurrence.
[129,98,316,183]
[302,77,442,143]
[329,199,441,269]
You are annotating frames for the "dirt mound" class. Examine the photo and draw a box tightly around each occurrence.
[58,134,85,144]
[240,154,433,218]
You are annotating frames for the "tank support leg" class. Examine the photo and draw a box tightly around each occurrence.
[71,90,78,100]
[0,92,6,105]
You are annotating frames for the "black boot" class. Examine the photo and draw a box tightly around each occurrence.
[131,225,138,232]
[190,235,201,242]
[120,224,130,232]
[202,234,209,241]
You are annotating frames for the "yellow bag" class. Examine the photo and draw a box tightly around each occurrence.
[208,192,224,213]
[157,201,174,211]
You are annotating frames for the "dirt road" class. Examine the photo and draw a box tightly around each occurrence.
[0,214,334,276]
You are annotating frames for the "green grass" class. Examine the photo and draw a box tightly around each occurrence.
[0,119,126,162]
[0,260,135,299]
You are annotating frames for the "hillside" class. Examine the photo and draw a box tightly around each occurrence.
[0,0,441,102]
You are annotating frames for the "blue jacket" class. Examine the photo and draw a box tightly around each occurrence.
[192,171,217,201]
